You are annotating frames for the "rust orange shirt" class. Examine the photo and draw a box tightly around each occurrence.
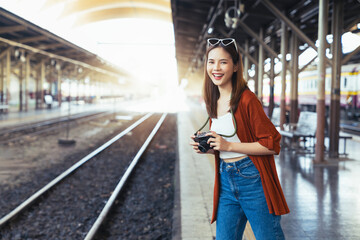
[210,89,290,223]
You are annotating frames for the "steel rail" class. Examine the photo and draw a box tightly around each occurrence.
[0,113,153,228]
[0,111,105,136]
[84,113,167,240]
[0,111,111,144]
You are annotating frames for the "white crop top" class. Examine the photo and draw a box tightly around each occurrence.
[211,112,247,159]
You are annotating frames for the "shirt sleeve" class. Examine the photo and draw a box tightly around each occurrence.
[245,96,281,155]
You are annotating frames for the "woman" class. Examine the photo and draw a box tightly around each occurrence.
[190,38,289,240]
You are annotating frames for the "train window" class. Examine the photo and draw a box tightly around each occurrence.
[344,77,347,88]
[326,78,330,90]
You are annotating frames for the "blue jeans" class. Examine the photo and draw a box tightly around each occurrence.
[216,157,285,240]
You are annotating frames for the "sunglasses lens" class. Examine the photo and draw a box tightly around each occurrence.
[222,39,234,46]
[208,38,220,46]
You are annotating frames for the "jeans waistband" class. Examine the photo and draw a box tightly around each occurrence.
[221,155,249,163]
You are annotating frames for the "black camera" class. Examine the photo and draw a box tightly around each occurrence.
[194,131,213,153]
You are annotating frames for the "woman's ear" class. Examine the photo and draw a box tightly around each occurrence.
[233,64,238,72]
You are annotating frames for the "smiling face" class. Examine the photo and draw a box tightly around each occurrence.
[206,47,237,89]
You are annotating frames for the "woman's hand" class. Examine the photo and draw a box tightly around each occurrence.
[190,133,215,154]
[206,131,231,152]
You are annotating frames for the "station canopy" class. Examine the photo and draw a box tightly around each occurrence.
[0,0,174,78]
[171,0,360,82]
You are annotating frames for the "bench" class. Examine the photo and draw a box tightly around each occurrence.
[334,134,352,156]
[279,111,352,155]
[328,121,352,156]
[279,111,317,152]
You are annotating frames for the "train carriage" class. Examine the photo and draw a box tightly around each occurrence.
[261,63,360,119]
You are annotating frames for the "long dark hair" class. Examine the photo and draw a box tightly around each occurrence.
[203,41,248,118]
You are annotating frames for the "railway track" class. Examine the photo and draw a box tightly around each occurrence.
[0,112,172,239]
[0,111,111,144]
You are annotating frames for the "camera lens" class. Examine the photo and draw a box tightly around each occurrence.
[198,144,208,153]
[198,139,210,153]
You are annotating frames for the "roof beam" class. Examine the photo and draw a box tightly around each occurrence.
[237,21,293,73]
[344,15,360,32]
[238,45,258,67]
[38,43,64,50]
[0,8,98,57]
[176,30,199,38]
[237,21,278,59]
[18,35,48,44]
[342,45,360,65]
[0,25,27,34]
[52,48,79,55]
[260,0,332,67]
[0,47,12,59]
[247,10,275,20]
[174,16,205,25]
[177,5,209,15]
[0,36,121,77]
[261,0,317,50]
[175,35,198,42]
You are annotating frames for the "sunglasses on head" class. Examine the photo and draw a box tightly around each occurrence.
[207,38,238,52]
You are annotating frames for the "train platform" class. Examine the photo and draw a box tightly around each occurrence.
[0,98,157,130]
[177,101,360,240]
[0,103,112,129]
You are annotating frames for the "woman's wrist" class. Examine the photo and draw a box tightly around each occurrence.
[227,142,233,152]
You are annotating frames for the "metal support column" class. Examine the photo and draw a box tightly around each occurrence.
[269,36,275,118]
[290,32,299,124]
[25,54,30,111]
[280,22,288,130]
[76,78,80,105]
[315,0,329,163]
[258,28,264,101]
[329,0,343,158]
[253,48,258,96]
[57,66,62,107]
[0,58,3,105]
[40,60,45,109]
[48,65,52,95]
[5,50,10,107]
[244,40,249,82]
[19,60,23,111]
[35,65,39,109]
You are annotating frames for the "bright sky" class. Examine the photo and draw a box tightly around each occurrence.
[0,0,178,94]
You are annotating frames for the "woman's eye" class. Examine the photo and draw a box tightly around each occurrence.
[221,61,227,64]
